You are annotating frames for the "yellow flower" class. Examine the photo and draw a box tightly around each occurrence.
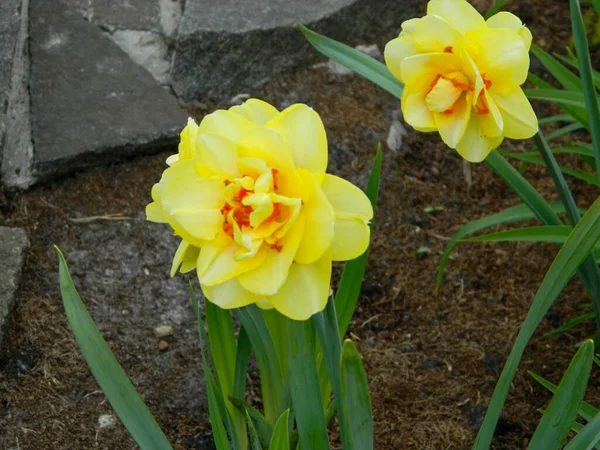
[384,0,538,162]
[146,99,373,320]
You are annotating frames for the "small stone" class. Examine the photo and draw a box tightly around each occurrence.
[354,44,382,61]
[230,93,250,105]
[154,324,173,338]
[158,340,169,351]
[98,414,117,429]
[386,110,407,153]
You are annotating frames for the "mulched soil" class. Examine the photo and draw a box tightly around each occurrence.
[2,0,600,448]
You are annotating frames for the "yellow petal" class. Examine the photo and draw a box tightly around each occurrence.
[198,109,255,141]
[434,93,471,148]
[467,27,529,90]
[229,98,279,125]
[401,18,420,35]
[256,297,275,310]
[196,243,221,279]
[400,53,461,86]
[237,214,306,296]
[178,118,199,161]
[295,170,335,265]
[486,11,532,51]
[166,154,179,166]
[199,242,266,286]
[161,173,225,243]
[413,14,463,54]
[476,90,504,138]
[171,240,200,277]
[402,87,437,132]
[266,104,328,176]
[384,36,417,81]
[321,174,373,220]
[146,201,167,223]
[196,133,240,178]
[427,0,486,34]
[490,87,538,139]
[456,115,504,162]
[201,278,261,309]
[268,249,332,321]
[426,76,465,113]
[321,174,372,261]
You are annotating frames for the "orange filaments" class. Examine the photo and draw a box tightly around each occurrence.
[443,46,453,53]
[475,92,490,115]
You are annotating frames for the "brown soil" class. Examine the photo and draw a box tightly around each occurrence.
[2,1,600,449]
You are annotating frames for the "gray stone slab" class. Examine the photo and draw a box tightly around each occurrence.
[0,227,29,348]
[27,0,187,184]
[0,0,34,189]
[172,0,421,102]
[61,0,161,32]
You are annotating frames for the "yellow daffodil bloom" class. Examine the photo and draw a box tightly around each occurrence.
[384,0,538,162]
[146,99,373,320]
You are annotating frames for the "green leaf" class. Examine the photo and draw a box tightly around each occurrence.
[336,145,382,338]
[530,371,599,422]
[436,202,568,289]
[233,326,251,401]
[473,196,600,449]
[190,288,231,450]
[571,0,600,179]
[524,88,587,108]
[261,309,289,376]
[484,0,508,19]
[236,306,284,424]
[287,319,330,450]
[531,45,583,91]
[340,340,373,450]
[245,410,264,450]
[297,24,403,98]
[461,225,571,244]
[268,410,290,450]
[529,340,594,449]
[538,114,576,125]
[545,312,597,337]
[546,122,586,141]
[229,396,274,448]
[313,298,349,449]
[55,248,172,450]
[205,299,247,450]
[564,411,600,450]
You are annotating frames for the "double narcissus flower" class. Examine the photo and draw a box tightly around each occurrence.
[147,99,373,321]
[384,0,538,162]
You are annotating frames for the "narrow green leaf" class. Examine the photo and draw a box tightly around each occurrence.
[531,45,583,91]
[484,0,509,19]
[229,396,274,448]
[336,145,382,338]
[235,306,284,424]
[564,411,600,450]
[501,146,593,159]
[287,319,330,450]
[205,299,247,450]
[313,298,349,449]
[55,248,172,450]
[340,340,373,450]
[436,202,568,289]
[546,122,586,141]
[473,196,600,449]
[461,225,571,244]
[261,309,288,376]
[190,288,231,450]
[524,88,587,108]
[268,410,290,450]
[233,326,251,401]
[571,0,600,179]
[530,371,599,422]
[245,410,264,450]
[298,24,403,98]
[545,313,597,337]
[539,114,576,125]
[529,340,594,449]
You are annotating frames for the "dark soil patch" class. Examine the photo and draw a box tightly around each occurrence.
[2,1,600,449]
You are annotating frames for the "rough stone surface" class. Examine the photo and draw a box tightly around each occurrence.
[59,212,207,419]
[28,0,187,184]
[0,227,29,348]
[61,0,162,32]
[0,0,34,189]
[172,0,420,102]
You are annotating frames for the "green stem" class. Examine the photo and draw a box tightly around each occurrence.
[534,130,600,334]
